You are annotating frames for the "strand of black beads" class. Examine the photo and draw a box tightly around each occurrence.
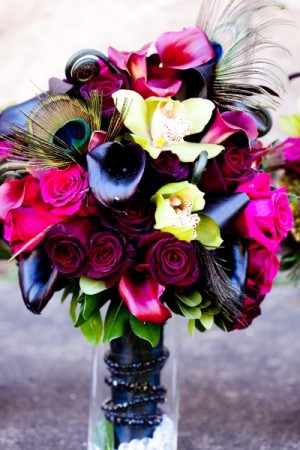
[101,326,168,448]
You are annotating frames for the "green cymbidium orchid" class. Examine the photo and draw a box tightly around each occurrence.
[112,90,223,162]
[151,181,223,248]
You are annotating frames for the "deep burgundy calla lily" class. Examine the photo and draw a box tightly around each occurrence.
[118,264,171,324]
[19,247,63,314]
[86,141,146,209]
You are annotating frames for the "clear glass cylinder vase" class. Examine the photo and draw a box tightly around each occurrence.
[88,319,179,450]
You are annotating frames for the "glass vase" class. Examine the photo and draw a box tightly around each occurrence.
[88,319,179,450]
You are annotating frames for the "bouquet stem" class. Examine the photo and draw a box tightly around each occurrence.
[103,328,168,447]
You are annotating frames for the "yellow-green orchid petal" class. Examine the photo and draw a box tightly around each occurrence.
[183,98,215,134]
[153,194,180,229]
[152,181,205,241]
[153,181,205,212]
[279,114,300,137]
[112,90,149,139]
[196,214,223,249]
[161,225,195,241]
[165,142,223,162]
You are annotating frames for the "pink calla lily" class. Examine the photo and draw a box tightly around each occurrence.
[201,109,258,144]
[118,264,171,324]
[155,27,215,70]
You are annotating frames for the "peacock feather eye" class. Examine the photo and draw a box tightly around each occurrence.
[27,94,92,151]
[1,92,103,175]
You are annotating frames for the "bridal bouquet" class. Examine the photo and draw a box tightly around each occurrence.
[0,1,295,448]
[0,1,294,345]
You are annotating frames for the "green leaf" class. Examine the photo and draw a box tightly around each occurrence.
[188,319,196,337]
[176,291,202,307]
[200,313,215,330]
[195,319,206,333]
[69,296,78,324]
[129,315,161,347]
[199,298,211,309]
[95,418,114,450]
[214,315,228,332]
[80,276,107,295]
[0,239,12,259]
[103,300,129,343]
[80,312,102,345]
[82,293,108,321]
[177,302,202,319]
[74,306,86,328]
[61,281,80,303]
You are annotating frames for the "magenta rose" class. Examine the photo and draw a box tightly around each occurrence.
[246,241,280,298]
[0,175,62,253]
[44,218,96,277]
[39,164,88,216]
[87,230,135,286]
[140,231,200,289]
[234,173,294,252]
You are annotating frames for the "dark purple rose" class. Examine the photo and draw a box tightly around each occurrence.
[140,231,200,289]
[45,218,96,277]
[80,71,129,111]
[141,151,189,194]
[100,193,155,238]
[87,230,135,286]
[200,143,267,194]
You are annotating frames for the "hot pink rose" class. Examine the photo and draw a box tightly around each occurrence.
[234,173,294,251]
[246,242,280,297]
[282,137,300,174]
[39,164,88,216]
[4,207,58,254]
[0,175,61,253]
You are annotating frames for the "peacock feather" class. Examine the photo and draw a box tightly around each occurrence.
[197,0,289,111]
[2,92,103,174]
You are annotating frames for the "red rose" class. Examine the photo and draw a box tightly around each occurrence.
[87,230,135,286]
[140,231,200,289]
[45,218,96,277]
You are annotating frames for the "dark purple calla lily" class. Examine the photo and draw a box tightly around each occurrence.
[118,264,171,324]
[19,247,63,314]
[86,141,146,209]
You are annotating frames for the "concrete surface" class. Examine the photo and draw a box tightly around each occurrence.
[1,1,300,449]
[0,269,300,450]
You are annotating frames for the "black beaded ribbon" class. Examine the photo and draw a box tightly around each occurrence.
[103,348,169,375]
[101,347,169,428]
